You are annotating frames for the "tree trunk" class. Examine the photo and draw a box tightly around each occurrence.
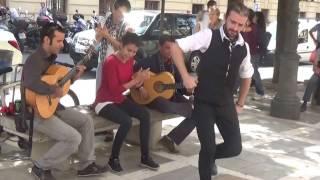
[270,0,301,120]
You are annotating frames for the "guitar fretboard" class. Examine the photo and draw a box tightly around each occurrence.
[58,46,96,86]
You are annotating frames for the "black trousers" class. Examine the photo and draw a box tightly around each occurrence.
[99,98,150,159]
[193,100,242,180]
[148,95,195,145]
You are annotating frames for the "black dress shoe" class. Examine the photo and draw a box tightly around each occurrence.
[108,158,123,172]
[211,163,218,176]
[77,162,108,177]
[140,156,160,171]
[31,165,56,180]
[159,135,179,153]
[300,102,307,112]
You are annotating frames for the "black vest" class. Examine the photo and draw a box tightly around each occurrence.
[195,29,247,105]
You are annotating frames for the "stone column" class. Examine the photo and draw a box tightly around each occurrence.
[270,0,301,120]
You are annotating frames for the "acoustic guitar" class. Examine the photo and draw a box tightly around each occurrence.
[25,46,96,119]
[130,71,184,105]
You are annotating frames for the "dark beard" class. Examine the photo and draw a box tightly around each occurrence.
[223,25,238,44]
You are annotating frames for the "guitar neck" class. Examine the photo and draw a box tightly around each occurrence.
[58,46,95,86]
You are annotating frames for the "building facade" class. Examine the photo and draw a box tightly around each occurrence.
[4,0,320,22]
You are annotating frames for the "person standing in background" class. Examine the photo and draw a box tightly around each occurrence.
[95,0,131,142]
[194,0,217,32]
[39,2,49,17]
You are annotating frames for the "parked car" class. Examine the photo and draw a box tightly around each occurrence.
[0,28,22,83]
[69,10,196,71]
[0,29,22,67]
[260,19,319,66]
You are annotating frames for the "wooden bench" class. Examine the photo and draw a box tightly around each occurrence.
[1,105,179,163]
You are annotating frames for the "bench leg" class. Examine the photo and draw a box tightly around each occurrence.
[125,121,162,150]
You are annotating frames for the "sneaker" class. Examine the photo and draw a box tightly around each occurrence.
[31,165,56,180]
[104,131,114,142]
[140,156,160,171]
[300,102,307,112]
[159,135,179,153]
[211,163,218,176]
[108,158,123,172]
[252,94,266,101]
[77,162,108,177]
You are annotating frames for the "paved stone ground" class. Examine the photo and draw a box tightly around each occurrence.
[0,79,320,180]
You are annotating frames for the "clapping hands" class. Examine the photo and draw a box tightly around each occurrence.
[133,68,150,87]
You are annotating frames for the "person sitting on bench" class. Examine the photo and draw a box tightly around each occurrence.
[23,23,107,180]
[134,35,194,153]
[93,32,160,172]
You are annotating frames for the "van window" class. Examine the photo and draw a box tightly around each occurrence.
[173,16,195,37]
[124,12,155,35]
[150,15,172,37]
[298,29,308,44]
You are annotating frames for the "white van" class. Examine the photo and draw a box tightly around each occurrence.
[266,19,319,63]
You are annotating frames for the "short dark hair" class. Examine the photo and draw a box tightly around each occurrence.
[159,35,175,46]
[40,22,65,44]
[207,0,217,9]
[248,8,255,23]
[226,2,249,18]
[114,0,131,12]
[121,32,141,47]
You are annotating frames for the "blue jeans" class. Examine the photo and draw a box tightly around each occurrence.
[303,73,320,102]
[232,55,264,95]
[251,55,265,95]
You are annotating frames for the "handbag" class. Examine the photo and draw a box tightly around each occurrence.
[309,49,317,63]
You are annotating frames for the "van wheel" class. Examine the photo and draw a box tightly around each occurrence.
[188,51,201,73]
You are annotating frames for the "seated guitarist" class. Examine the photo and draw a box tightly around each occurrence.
[22,23,107,180]
[93,32,159,172]
[134,35,194,153]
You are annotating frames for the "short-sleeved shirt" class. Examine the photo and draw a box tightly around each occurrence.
[98,14,127,63]
[310,23,320,49]
[176,26,254,78]
[38,7,48,16]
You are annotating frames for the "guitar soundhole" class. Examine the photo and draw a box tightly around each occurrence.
[154,81,165,93]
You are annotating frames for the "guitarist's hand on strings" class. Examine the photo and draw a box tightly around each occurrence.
[133,68,150,86]
[139,86,149,100]
[73,65,87,81]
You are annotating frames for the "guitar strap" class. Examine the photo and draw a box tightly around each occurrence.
[158,55,175,76]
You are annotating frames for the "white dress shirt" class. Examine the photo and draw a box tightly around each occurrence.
[176,26,254,79]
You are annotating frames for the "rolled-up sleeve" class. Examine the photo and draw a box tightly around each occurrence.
[239,42,254,78]
[176,28,212,53]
